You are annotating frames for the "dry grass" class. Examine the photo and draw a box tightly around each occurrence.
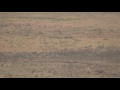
[0,12,120,78]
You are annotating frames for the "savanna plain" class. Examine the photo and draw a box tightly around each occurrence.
[0,12,120,78]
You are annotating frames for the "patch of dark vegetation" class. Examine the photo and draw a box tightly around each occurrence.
[92,28,103,33]
[95,70,104,74]
[0,52,46,62]
[41,46,120,61]
[64,36,73,39]
[0,46,120,62]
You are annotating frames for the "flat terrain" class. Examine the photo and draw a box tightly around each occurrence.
[0,12,120,78]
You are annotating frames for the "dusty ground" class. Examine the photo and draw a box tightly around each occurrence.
[0,12,120,78]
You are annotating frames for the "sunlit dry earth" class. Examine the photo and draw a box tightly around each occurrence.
[0,12,120,78]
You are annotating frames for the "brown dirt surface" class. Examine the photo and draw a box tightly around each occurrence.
[0,12,120,78]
